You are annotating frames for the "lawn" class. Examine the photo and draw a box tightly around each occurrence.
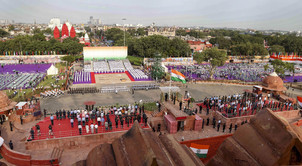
[127,55,143,66]
[55,62,67,71]
[4,74,66,102]
[37,75,65,88]
[3,62,68,102]
[142,102,157,112]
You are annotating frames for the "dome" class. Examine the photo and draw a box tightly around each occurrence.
[262,72,286,91]
[84,33,89,40]
[0,91,10,109]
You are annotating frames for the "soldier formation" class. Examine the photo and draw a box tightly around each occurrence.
[67,87,98,94]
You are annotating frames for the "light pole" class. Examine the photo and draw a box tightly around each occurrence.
[122,18,126,46]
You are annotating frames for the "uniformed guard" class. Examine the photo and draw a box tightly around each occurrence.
[222,123,226,132]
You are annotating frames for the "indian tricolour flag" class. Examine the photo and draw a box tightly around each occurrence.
[171,69,186,84]
[298,96,302,107]
[190,143,209,158]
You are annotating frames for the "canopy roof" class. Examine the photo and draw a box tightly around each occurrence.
[16,102,27,109]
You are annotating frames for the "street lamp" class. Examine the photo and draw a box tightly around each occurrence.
[122,18,126,46]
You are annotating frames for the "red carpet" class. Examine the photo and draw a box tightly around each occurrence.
[28,115,149,141]
[90,72,96,83]
[125,71,134,81]
[90,71,135,82]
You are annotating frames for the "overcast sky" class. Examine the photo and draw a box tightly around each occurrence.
[1,0,302,31]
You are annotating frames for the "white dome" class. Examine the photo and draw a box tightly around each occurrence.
[84,33,89,39]
[84,33,90,42]
[269,72,278,77]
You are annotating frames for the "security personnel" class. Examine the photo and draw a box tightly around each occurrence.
[59,110,62,120]
[229,123,233,133]
[206,117,209,126]
[55,111,59,120]
[30,128,35,140]
[115,117,119,128]
[126,116,130,127]
[120,118,124,129]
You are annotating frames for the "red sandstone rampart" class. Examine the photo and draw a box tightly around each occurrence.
[25,130,127,150]
[275,109,300,119]
[215,111,251,126]
[0,142,59,166]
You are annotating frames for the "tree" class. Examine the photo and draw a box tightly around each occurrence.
[193,52,204,64]
[169,38,190,57]
[8,25,14,31]
[209,36,232,50]
[264,64,269,72]
[0,29,9,37]
[77,32,85,38]
[136,28,146,36]
[176,29,187,36]
[151,53,165,81]
[201,48,227,80]
[33,33,46,41]
[33,28,41,34]
[188,30,205,39]
[105,28,124,42]
[271,59,287,77]
[84,27,91,33]
[269,45,285,54]
[285,62,295,84]
[60,55,76,66]
[42,28,52,35]
[127,29,136,36]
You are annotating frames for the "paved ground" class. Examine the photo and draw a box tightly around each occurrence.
[41,83,252,113]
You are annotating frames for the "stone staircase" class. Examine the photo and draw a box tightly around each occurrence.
[50,147,64,162]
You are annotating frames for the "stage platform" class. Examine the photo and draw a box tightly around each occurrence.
[28,115,149,141]
[94,72,133,84]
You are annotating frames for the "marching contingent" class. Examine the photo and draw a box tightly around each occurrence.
[40,89,64,98]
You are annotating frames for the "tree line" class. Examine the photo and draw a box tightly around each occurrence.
[0,33,84,55]
[209,32,302,55]
[105,28,191,58]
[177,28,302,56]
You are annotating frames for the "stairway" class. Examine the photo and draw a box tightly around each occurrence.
[50,147,64,161]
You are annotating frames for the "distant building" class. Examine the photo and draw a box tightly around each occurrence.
[48,18,62,30]
[70,27,76,38]
[61,23,69,37]
[79,33,90,46]
[65,21,72,32]
[0,19,14,25]
[53,26,60,39]
[148,27,176,37]
[187,40,212,53]
[88,16,101,25]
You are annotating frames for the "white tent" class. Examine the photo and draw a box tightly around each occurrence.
[161,62,168,73]
[47,64,59,75]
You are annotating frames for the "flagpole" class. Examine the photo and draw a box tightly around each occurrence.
[169,71,172,100]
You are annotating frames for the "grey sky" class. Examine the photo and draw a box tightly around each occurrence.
[1,0,302,31]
